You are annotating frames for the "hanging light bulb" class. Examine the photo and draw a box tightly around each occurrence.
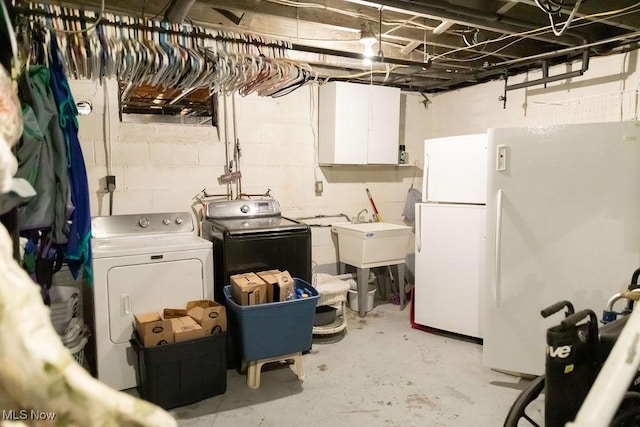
[360,30,376,48]
[362,43,374,67]
[360,24,376,66]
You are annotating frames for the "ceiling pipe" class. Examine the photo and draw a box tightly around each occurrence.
[290,42,431,68]
[164,0,196,23]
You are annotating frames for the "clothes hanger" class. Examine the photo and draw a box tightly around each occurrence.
[266,66,305,97]
[108,17,122,78]
[21,4,313,100]
[75,9,87,78]
[88,20,100,80]
[153,21,170,87]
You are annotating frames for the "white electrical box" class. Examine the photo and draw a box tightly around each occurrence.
[496,145,507,171]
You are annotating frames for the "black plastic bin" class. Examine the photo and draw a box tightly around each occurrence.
[131,333,227,410]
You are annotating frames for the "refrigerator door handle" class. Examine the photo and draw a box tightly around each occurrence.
[416,203,422,252]
[494,189,503,308]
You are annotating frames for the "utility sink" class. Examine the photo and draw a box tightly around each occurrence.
[331,222,411,268]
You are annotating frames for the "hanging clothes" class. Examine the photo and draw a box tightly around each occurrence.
[47,36,92,281]
[16,65,72,244]
[16,64,73,304]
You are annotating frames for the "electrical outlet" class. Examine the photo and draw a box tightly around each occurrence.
[106,175,116,192]
[315,181,323,195]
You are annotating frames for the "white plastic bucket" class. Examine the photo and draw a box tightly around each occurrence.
[348,285,376,313]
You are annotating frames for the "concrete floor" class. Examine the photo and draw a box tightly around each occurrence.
[167,299,532,427]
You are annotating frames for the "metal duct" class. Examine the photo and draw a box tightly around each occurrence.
[164,0,196,23]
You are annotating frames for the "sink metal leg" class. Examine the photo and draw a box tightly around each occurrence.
[356,267,369,318]
[396,263,406,310]
[388,264,407,310]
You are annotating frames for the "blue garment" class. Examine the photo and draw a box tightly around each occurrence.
[47,37,92,282]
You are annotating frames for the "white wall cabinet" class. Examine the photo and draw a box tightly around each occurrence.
[318,81,400,165]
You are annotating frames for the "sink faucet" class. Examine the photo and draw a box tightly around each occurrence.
[356,208,369,223]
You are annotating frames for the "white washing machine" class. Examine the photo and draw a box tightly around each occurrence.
[91,212,213,390]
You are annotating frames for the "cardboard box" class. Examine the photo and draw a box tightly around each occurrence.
[230,272,267,306]
[256,270,279,303]
[134,312,174,347]
[170,316,205,343]
[163,308,188,319]
[186,300,227,334]
[257,270,295,302]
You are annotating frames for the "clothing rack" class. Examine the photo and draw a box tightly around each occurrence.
[16,5,292,51]
[15,2,315,98]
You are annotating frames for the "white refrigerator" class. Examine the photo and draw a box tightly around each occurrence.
[414,134,487,339]
[483,121,640,376]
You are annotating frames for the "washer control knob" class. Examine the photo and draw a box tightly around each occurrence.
[175,217,184,225]
[138,218,150,228]
[163,218,171,225]
[240,204,250,214]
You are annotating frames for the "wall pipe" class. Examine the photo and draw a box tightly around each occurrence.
[506,48,589,91]
[222,95,231,198]
[418,30,640,92]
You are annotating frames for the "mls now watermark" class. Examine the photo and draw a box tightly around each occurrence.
[2,409,56,421]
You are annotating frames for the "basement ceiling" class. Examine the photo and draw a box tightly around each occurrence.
[32,0,640,94]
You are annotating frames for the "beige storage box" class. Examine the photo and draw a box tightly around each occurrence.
[134,312,174,347]
[231,272,267,306]
[186,300,227,334]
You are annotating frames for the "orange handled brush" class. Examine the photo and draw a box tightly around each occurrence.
[366,188,383,222]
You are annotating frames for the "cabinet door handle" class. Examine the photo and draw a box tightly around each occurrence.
[494,189,503,308]
[416,203,422,253]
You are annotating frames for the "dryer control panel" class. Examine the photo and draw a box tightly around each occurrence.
[92,212,194,238]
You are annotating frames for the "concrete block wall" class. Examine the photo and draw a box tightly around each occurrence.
[70,50,639,277]
[70,79,427,275]
[421,52,640,140]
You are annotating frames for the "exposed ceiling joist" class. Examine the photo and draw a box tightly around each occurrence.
[400,40,421,55]
[432,20,453,35]
[343,0,584,46]
[28,0,640,95]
